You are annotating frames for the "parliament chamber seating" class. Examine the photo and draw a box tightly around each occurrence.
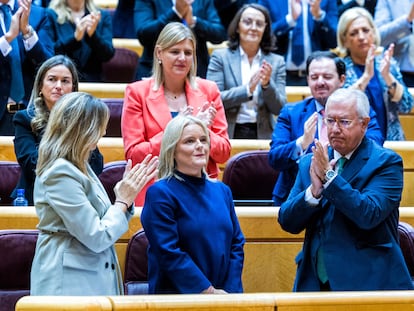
[123,229,149,295]
[98,160,127,203]
[102,48,139,83]
[102,98,123,137]
[398,222,414,284]
[222,150,278,206]
[0,230,38,311]
[0,161,21,206]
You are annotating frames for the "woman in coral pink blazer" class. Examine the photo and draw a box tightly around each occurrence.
[122,23,231,206]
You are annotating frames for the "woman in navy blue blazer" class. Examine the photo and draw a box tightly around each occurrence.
[48,0,115,81]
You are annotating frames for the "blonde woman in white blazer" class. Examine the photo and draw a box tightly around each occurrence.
[30,92,158,295]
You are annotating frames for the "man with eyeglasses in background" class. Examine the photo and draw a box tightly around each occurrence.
[268,51,383,206]
[278,87,413,292]
[258,0,338,86]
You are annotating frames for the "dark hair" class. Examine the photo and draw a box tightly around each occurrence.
[227,3,277,54]
[305,51,346,77]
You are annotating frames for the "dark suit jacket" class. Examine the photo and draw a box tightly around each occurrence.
[337,0,377,17]
[257,0,338,57]
[279,137,413,291]
[268,98,384,206]
[112,0,135,38]
[207,48,286,139]
[0,4,54,119]
[49,9,114,82]
[12,109,104,205]
[133,0,226,79]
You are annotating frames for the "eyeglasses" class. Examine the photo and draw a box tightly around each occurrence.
[324,117,361,129]
[240,18,267,30]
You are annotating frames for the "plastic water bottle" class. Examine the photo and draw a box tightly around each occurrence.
[13,189,28,206]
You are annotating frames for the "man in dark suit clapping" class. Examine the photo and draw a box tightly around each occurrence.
[0,0,54,135]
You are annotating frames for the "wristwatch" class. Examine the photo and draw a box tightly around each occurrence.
[324,169,336,184]
[23,26,34,40]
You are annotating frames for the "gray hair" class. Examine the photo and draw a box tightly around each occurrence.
[326,88,370,118]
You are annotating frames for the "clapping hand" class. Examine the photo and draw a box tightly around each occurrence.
[18,0,31,35]
[113,154,159,210]
[86,11,101,37]
[380,43,394,83]
[310,139,330,198]
[308,0,322,19]
[301,112,318,151]
[260,60,272,88]
[196,102,216,127]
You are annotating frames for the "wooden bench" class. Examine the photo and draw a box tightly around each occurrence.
[16,296,112,311]
[16,291,414,311]
[3,205,414,294]
[15,291,414,311]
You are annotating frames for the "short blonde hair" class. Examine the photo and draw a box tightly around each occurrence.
[36,92,109,176]
[158,115,210,180]
[336,7,380,57]
[152,22,197,90]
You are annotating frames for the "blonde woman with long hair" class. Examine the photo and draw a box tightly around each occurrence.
[30,92,158,295]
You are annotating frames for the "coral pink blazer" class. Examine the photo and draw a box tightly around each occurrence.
[122,78,231,206]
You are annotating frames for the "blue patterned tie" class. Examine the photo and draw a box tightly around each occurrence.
[291,14,304,67]
[1,5,24,102]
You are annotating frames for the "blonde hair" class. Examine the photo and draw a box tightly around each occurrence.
[152,22,197,90]
[36,92,109,176]
[29,55,78,134]
[158,115,210,180]
[336,7,380,57]
[49,0,99,24]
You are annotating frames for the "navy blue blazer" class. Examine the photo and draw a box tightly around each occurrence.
[257,0,338,57]
[49,9,114,82]
[268,97,384,206]
[133,0,226,79]
[12,110,104,205]
[279,137,413,291]
[0,4,54,119]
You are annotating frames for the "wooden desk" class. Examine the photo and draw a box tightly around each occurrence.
[3,206,414,293]
[15,289,414,311]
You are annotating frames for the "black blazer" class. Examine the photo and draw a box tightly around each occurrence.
[49,9,115,81]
